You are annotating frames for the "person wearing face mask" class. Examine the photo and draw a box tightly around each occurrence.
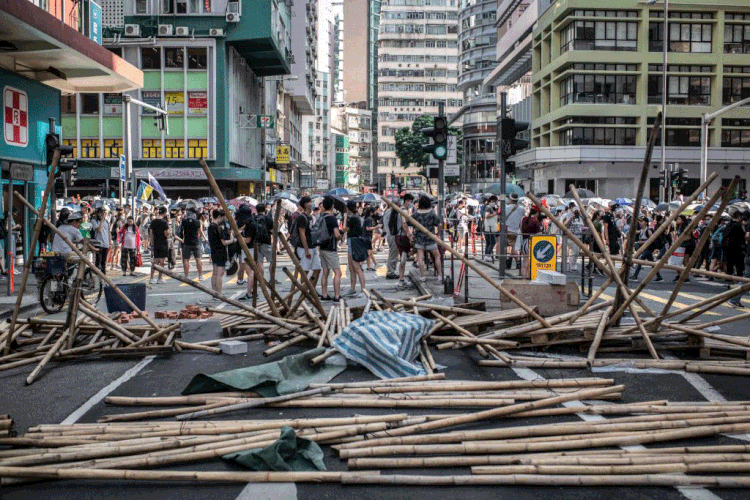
[118,216,140,276]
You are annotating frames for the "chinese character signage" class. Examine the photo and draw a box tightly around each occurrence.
[275,145,290,164]
[89,1,102,45]
[188,92,207,115]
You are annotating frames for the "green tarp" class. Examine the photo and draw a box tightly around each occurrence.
[223,427,326,472]
[181,348,346,397]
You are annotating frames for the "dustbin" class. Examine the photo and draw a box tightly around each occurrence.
[104,283,147,314]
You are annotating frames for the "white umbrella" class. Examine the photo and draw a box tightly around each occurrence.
[280,199,297,212]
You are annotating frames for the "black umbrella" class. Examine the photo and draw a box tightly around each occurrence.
[327,194,347,213]
[563,188,596,199]
[177,199,204,211]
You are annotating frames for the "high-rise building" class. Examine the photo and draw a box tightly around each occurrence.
[332,1,345,105]
[343,0,381,188]
[377,0,462,190]
[454,0,497,192]
[484,0,536,189]
[520,0,750,199]
[62,0,292,199]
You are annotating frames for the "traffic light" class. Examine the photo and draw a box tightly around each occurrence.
[677,167,688,191]
[501,118,530,159]
[45,133,74,168]
[422,115,448,161]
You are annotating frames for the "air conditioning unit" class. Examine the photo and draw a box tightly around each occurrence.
[158,24,173,36]
[124,24,140,37]
[209,28,225,37]
[175,26,189,36]
[226,12,240,22]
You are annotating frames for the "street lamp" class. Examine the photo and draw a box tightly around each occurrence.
[646,0,669,203]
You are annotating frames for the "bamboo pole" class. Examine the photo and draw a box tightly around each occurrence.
[269,200,283,295]
[15,194,162,331]
[383,197,552,327]
[152,265,310,338]
[5,151,60,356]
[197,159,282,316]
[608,182,725,326]
[176,387,333,420]
[587,307,612,365]
[277,233,325,315]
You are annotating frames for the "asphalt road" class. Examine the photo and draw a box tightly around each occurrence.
[2,249,750,500]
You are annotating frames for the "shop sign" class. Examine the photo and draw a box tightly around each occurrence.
[141,91,161,114]
[188,92,207,115]
[89,0,102,45]
[4,87,28,148]
[316,179,329,190]
[269,168,277,183]
[104,93,122,114]
[275,145,290,165]
[10,163,33,181]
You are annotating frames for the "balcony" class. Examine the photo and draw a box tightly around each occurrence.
[226,0,292,76]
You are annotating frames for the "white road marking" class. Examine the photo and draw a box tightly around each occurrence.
[507,357,726,500]
[235,483,297,500]
[60,356,156,425]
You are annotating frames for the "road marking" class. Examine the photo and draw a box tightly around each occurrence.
[600,292,720,317]
[181,272,212,286]
[507,358,726,500]
[60,356,156,425]
[677,291,749,309]
[235,482,297,500]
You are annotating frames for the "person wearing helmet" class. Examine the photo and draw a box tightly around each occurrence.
[52,212,85,262]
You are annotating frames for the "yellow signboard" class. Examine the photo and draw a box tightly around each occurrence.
[529,235,557,280]
[276,145,290,164]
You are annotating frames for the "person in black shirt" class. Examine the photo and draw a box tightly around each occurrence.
[362,206,379,271]
[730,214,750,308]
[319,196,344,302]
[343,200,367,296]
[178,209,204,279]
[149,206,170,284]
[602,202,621,256]
[293,196,321,279]
[207,209,234,297]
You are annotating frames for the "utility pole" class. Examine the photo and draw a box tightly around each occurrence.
[438,101,445,240]
[497,92,508,278]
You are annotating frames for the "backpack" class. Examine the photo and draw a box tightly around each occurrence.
[721,222,740,251]
[289,213,305,248]
[311,214,332,247]
[387,209,400,236]
[254,214,272,245]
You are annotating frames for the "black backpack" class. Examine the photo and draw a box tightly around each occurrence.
[388,210,399,236]
[254,214,272,245]
[289,213,306,248]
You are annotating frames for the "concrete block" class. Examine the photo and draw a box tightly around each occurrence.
[499,279,580,316]
[535,270,567,286]
[219,340,248,355]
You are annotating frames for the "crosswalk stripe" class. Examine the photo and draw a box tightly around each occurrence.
[676,291,749,309]
[637,291,721,316]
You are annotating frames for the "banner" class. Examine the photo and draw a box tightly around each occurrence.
[141,91,161,114]
[275,145,290,164]
[148,172,168,200]
[137,181,153,201]
[188,91,207,115]
[165,91,184,115]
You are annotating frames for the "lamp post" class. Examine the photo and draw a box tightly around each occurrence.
[647,0,669,203]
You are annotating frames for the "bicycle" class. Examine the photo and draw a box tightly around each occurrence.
[33,249,103,314]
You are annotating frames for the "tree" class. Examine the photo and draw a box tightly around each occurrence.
[394,114,462,192]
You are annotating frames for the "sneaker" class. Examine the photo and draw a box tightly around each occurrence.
[238,294,252,302]
[157,278,165,284]
[385,273,399,280]
[237,279,247,285]
[345,288,358,297]
[149,278,156,284]
[397,280,407,289]
[332,296,341,303]
[629,274,638,281]
[731,301,745,308]
[654,276,664,282]
[319,294,332,301]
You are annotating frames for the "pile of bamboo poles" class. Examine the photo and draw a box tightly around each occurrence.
[0,415,13,438]
[5,374,750,488]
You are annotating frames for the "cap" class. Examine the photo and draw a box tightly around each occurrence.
[67,212,83,221]
[509,193,519,201]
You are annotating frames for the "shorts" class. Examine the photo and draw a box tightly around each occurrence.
[256,243,273,264]
[320,249,340,271]
[296,246,321,272]
[414,243,438,251]
[153,245,169,259]
[182,244,201,260]
[211,253,227,267]
[395,235,411,255]
[365,238,373,250]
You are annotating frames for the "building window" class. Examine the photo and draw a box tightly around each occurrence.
[141,48,161,69]
[81,94,100,115]
[62,139,77,158]
[80,139,100,158]
[725,24,750,54]
[103,139,123,158]
[649,20,712,53]
[560,74,637,105]
[142,139,162,159]
[722,129,750,147]
[188,139,208,158]
[561,20,637,53]
[62,95,76,114]
[164,139,184,159]
[165,47,184,69]
[187,47,207,69]
[648,75,711,106]
[560,127,637,146]
[723,76,750,105]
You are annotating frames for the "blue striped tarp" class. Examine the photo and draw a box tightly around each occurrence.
[332,311,434,379]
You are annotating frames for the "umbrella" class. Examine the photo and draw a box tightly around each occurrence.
[655,201,682,213]
[641,198,657,209]
[541,194,564,208]
[328,194,347,213]
[328,187,359,197]
[177,199,204,211]
[614,198,634,206]
[198,197,218,205]
[464,197,480,208]
[228,196,258,208]
[279,199,297,212]
[485,183,525,198]
[351,193,382,204]
[274,192,299,203]
[564,188,596,199]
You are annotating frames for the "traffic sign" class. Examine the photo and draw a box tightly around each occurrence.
[530,235,557,280]
[119,154,126,182]
[4,87,28,148]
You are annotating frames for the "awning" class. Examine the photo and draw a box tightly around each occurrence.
[0,0,142,93]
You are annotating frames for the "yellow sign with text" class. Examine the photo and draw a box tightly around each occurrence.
[530,235,557,281]
[276,145,290,164]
